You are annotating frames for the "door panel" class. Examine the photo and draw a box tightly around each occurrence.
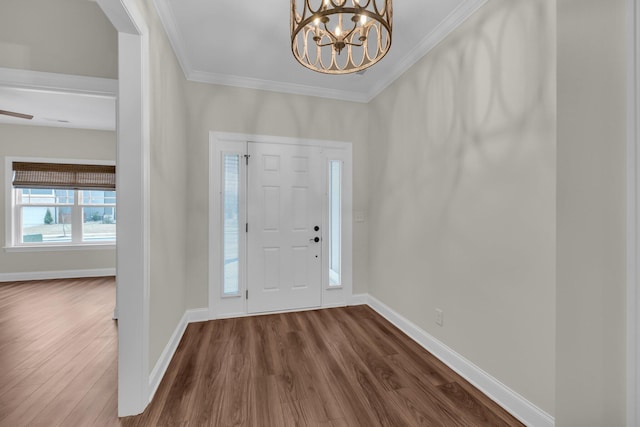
[247,142,323,313]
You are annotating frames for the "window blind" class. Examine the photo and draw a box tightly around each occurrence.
[12,162,116,191]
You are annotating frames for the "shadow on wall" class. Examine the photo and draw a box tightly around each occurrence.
[372,0,554,231]
[190,81,368,143]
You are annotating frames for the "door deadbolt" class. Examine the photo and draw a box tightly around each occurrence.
[314,226,320,231]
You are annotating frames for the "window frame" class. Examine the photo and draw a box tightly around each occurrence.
[328,159,343,288]
[209,132,353,318]
[5,157,116,251]
[221,151,244,297]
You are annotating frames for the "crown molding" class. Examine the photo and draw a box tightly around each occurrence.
[0,67,117,97]
[152,0,194,78]
[365,0,489,102]
[187,69,369,103]
[97,0,147,36]
[153,0,488,103]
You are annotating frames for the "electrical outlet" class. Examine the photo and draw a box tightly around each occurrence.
[435,308,444,326]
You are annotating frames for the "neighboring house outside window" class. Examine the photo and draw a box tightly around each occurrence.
[6,159,116,248]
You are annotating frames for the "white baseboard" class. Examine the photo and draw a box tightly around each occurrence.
[0,67,117,95]
[0,268,116,282]
[148,310,190,403]
[147,296,553,427]
[148,308,210,402]
[321,302,348,309]
[366,294,555,427]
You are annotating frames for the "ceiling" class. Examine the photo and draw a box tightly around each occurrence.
[0,86,115,131]
[0,0,487,132]
[155,0,487,102]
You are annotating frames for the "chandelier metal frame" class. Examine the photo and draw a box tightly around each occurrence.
[291,0,393,74]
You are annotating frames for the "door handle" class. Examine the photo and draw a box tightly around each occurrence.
[310,237,320,243]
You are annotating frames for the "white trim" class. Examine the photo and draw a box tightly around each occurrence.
[366,0,488,101]
[365,294,555,427]
[147,306,238,402]
[147,307,220,402]
[347,293,368,305]
[213,131,354,150]
[628,1,640,425]
[188,70,369,103]
[148,310,188,402]
[4,156,117,250]
[97,0,151,417]
[320,148,353,309]
[151,0,193,78]
[151,0,486,103]
[151,296,551,427]
[209,132,353,319]
[320,302,349,309]
[0,268,116,283]
[214,304,333,320]
[5,156,14,250]
[0,67,117,97]
[97,0,145,35]
[208,138,247,318]
[5,156,115,166]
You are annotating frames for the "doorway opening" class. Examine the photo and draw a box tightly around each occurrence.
[97,0,150,417]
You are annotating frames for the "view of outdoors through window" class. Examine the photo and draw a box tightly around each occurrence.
[18,188,116,244]
[223,154,240,295]
[329,160,342,286]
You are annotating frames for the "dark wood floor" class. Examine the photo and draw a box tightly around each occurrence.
[125,306,524,427]
[0,277,524,427]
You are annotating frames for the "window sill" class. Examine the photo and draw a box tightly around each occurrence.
[4,243,116,253]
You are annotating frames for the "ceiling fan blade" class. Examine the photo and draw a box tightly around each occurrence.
[0,109,33,120]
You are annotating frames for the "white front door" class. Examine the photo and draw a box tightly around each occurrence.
[246,142,323,313]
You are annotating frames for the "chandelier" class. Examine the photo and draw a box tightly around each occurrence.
[291,0,393,74]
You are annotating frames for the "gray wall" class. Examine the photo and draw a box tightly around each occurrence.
[367,0,556,414]
[0,0,117,78]
[130,0,190,373]
[556,0,627,425]
[0,124,116,275]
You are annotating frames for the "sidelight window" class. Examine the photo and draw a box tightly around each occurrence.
[329,160,342,287]
[222,154,241,295]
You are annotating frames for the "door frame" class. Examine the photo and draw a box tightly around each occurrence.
[208,132,353,319]
[97,0,151,417]
[628,1,640,425]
